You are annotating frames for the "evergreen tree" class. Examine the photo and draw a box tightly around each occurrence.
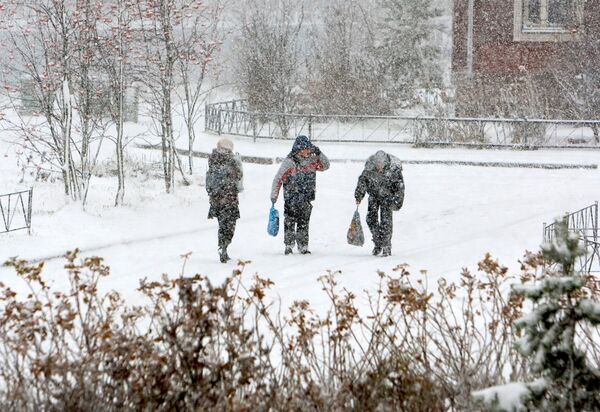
[511,219,600,411]
[377,0,443,108]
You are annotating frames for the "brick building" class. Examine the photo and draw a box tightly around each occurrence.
[452,0,600,117]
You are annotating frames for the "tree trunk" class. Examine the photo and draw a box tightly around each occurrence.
[187,117,194,174]
[115,122,125,206]
[161,2,176,194]
[161,116,171,194]
[115,19,126,206]
[62,77,78,201]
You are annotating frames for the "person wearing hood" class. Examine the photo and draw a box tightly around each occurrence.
[271,135,330,255]
[355,150,405,257]
[206,138,243,263]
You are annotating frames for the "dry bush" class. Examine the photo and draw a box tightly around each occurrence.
[2,249,598,411]
[0,252,274,411]
[413,118,488,145]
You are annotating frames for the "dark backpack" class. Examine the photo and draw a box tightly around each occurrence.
[206,152,239,197]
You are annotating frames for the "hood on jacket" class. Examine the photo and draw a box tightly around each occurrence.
[366,150,390,171]
[372,150,389,167]
[210,147,234,164]
[365,150,403,171]
[289,135,312,157]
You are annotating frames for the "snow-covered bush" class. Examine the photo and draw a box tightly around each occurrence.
[474,219,600,411]
[94,155,164,180]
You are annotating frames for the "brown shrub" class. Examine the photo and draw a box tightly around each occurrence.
[3,249,597,411]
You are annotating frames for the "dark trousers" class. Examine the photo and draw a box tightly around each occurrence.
[284,201,312,248]
[366,197,393,248]
[216,210,238,250]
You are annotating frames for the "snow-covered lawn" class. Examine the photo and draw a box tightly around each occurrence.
[1,134,599,313]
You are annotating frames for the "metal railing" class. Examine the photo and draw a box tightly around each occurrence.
[205,99,600,148]
[0,189,33,235]
[544,202,599,274]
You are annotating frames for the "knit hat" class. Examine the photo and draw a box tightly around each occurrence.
[289,135,312,156]
[217,138,234,152]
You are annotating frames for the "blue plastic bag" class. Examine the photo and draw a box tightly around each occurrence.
[267,205,279,236]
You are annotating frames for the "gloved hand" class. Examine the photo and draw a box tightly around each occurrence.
[271,198,277,205]
[312,145,321,156]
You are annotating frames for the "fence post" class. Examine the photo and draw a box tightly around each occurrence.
[27,188,33,235]
[217,108,222,135]
[543,222,546,243]
[308,114,312,140]
[595,201,599,243]
[204,104,208,132]
[252,112,257,143]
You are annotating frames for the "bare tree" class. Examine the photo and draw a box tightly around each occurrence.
[135,0,176,193]
[235,0,305,136]
[307,0,386,115]
[174,0,224,174]
[136,0,215,192]
[97,0,138,206]
[0,1,107,204]
[72,0,109,205]
[552,31,600,144]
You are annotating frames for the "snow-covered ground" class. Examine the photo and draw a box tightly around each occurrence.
[169,130,600,167]
[1,131,599,313]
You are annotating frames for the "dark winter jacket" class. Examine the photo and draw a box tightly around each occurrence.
[206,148,243,219]
[271,136,330,205]
[355,151,404,210]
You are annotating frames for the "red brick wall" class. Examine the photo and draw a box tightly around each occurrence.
[452,0,600,75]
[452,0,600,117]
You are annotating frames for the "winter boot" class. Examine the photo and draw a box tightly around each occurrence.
[285,245,293,255]
[372,246,382,256]
[381,247,391,257]
[219,248,230,263]
[299,245,311,255]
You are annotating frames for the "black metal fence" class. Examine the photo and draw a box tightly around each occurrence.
[544,202,599,274]
[205,99,600,148]
[0,189,33,235]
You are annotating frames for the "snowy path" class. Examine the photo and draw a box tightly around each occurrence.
[23,214,265,263]
[2,148,599,312]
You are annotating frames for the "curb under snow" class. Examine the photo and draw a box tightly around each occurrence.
[137,144,598,170]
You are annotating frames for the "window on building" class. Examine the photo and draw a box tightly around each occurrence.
[526,0,541,25]
[524,0,574,29]
[515,0,583,41]
[548,0,573,26]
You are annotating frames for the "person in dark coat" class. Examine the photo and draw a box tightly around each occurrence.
[271,135,330,255]
[206,138,243,263]
[355,150,404,257]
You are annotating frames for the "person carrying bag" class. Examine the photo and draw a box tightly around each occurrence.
[270,135,330,255]
[355,150,405,257]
